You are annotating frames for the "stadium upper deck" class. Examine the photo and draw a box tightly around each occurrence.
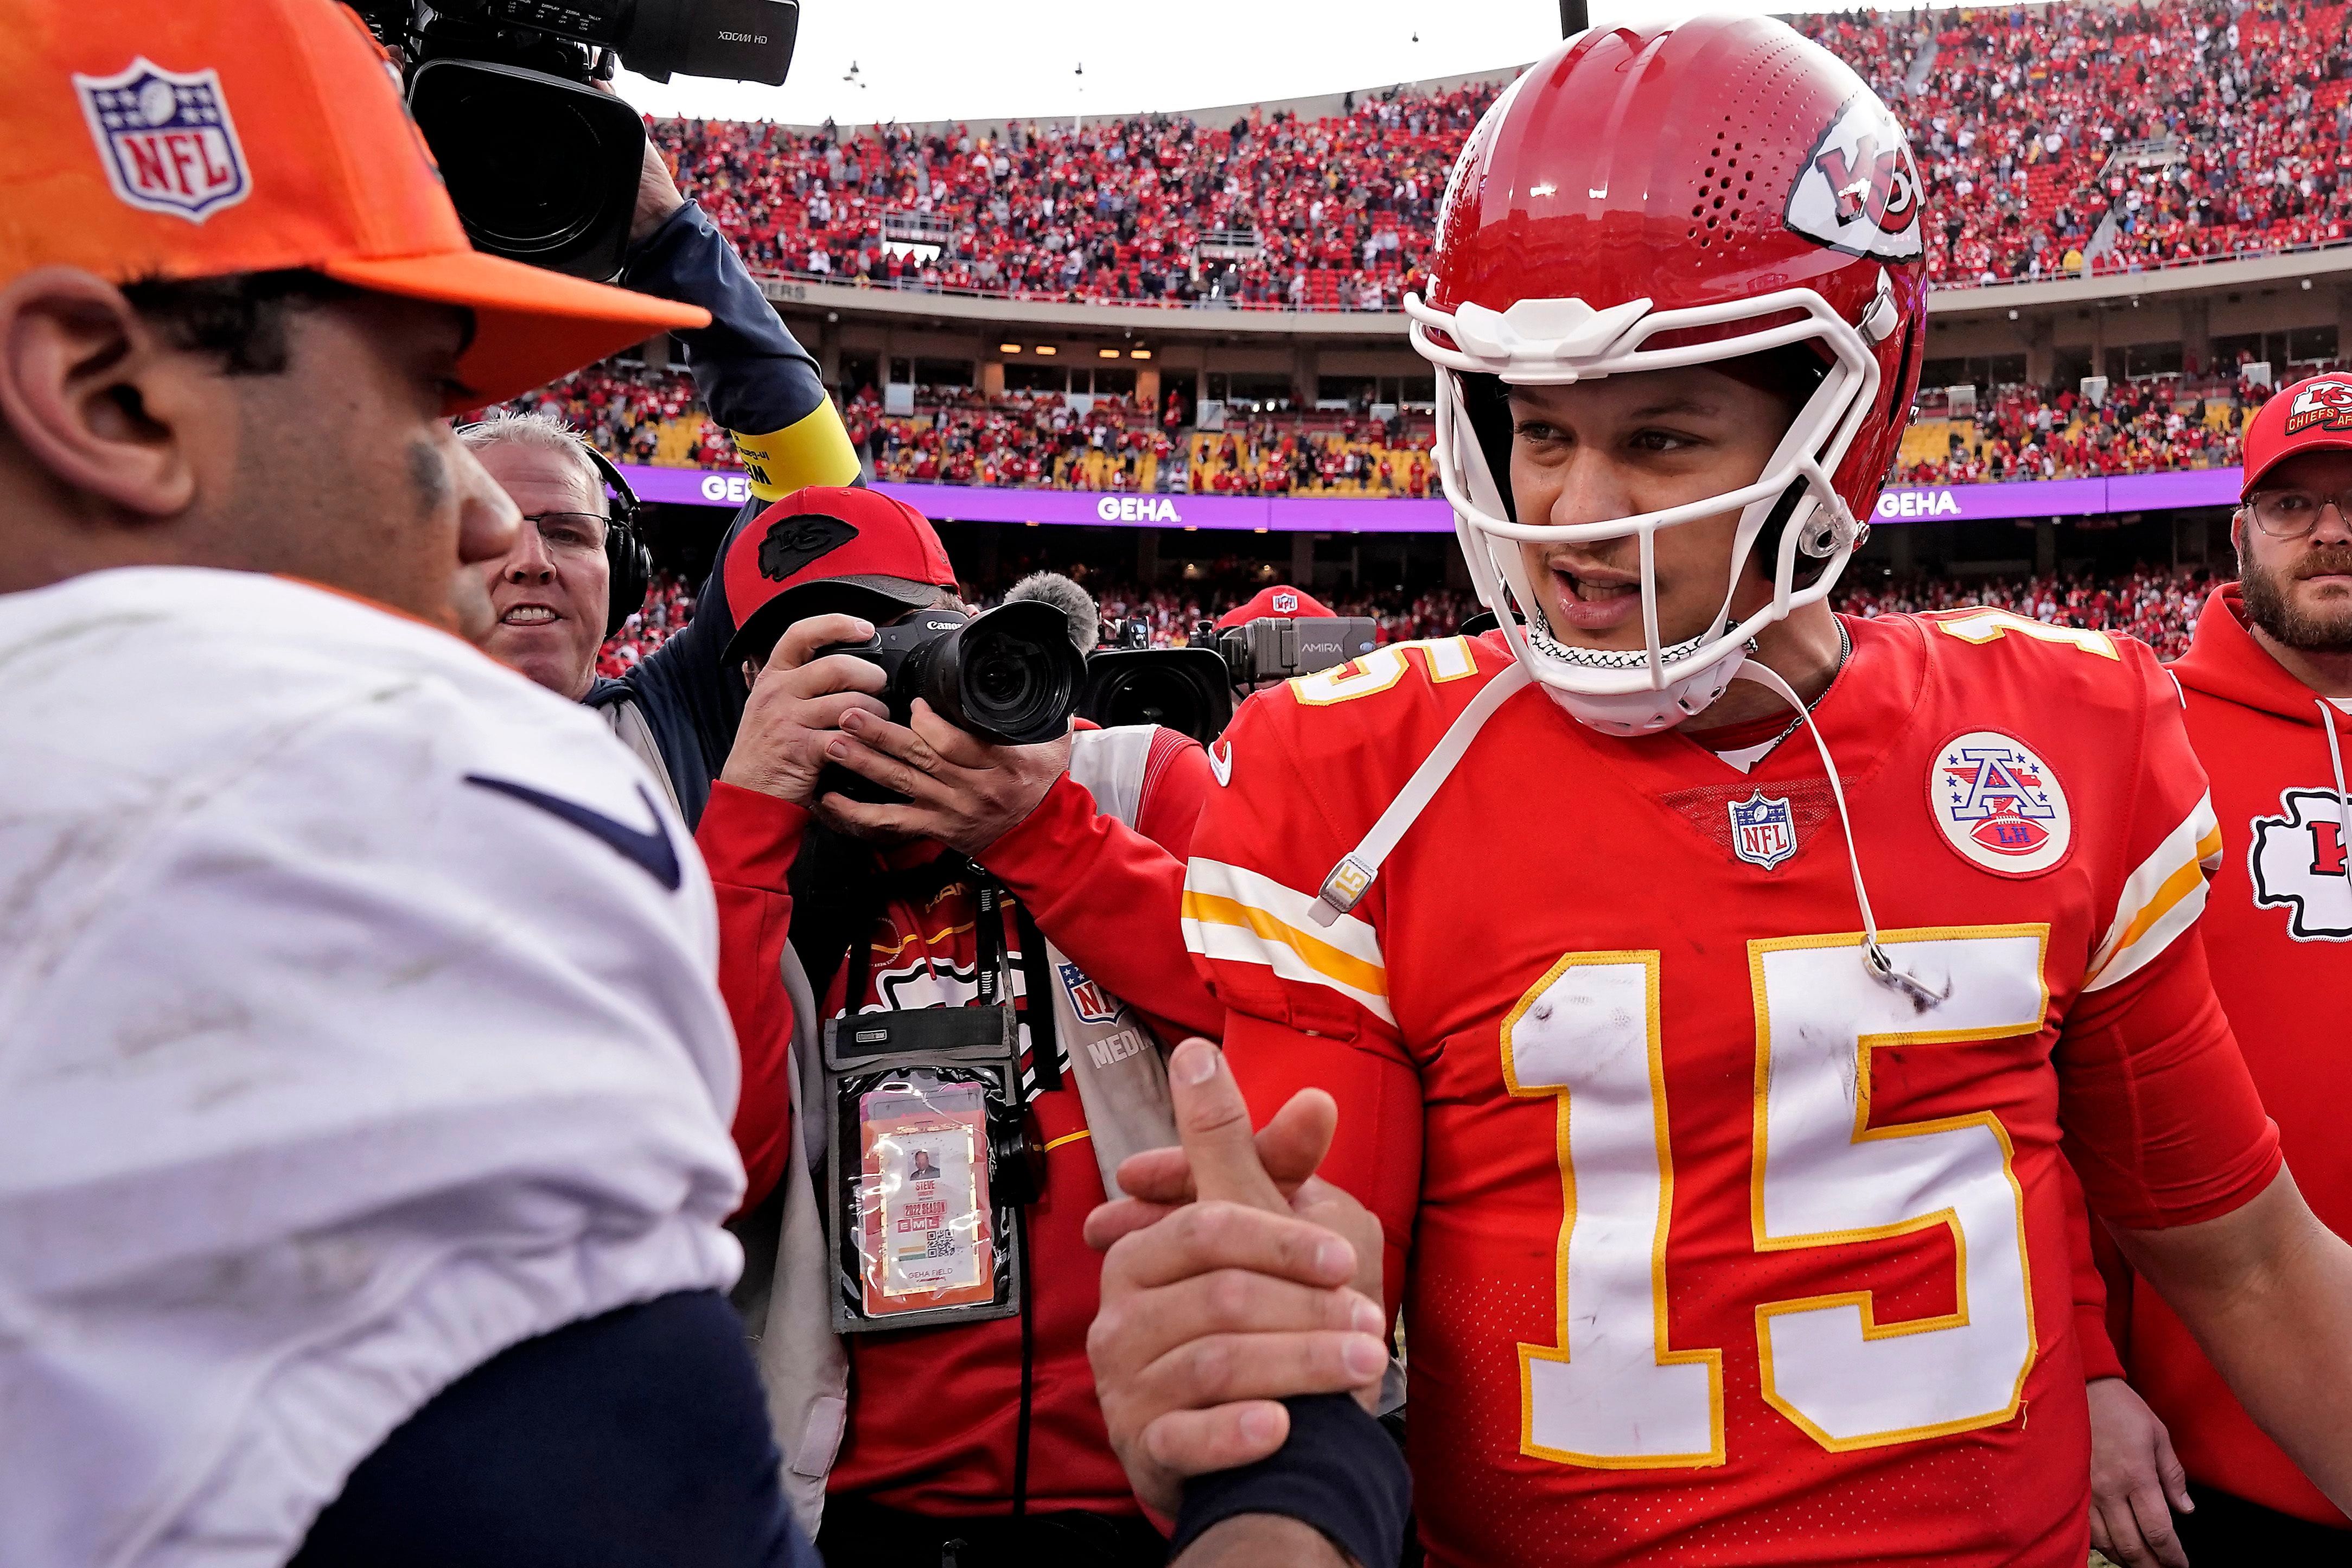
[656,0,2352,310]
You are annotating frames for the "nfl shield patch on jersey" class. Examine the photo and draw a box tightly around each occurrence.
[1929,730,2073,876]
[1058,961,1126,1026]
[1728,789,1798,871]
[74,60,250,223]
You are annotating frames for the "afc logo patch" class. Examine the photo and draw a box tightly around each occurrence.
[1058,961,1126,1026]
[2283,380,2352,438]
[1928,730,2073,877]
[1784,93,1924,263]
[2249,788,2352,940]
[75,60,250,223]
[1728,789,1797,871]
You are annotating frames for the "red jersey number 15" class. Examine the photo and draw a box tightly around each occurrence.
[1501,925,2050,1467]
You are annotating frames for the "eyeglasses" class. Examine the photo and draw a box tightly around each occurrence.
[522,511,609,552]
[2245,488,2352,539]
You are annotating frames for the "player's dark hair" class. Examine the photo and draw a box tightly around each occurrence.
[119,269,356,377]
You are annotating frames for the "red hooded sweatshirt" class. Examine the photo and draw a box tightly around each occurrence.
[2121,585,2352,1527]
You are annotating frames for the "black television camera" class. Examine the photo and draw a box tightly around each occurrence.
[348,0,798,279]
[817,603,1086,805]
[1078,619,1232,745]
[1074,613,1380,747]
[1204,614,1379,687]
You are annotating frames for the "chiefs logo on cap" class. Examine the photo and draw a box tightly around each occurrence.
[74,59,250,223]
[1785,94,1923,262]
[2283,379,2352,438]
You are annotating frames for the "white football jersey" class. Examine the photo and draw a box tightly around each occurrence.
[0,569,747,1568]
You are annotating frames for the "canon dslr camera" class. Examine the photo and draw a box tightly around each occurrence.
[818,602,1086,805]
[349,0,798,279]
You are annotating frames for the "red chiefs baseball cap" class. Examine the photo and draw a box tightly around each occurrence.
[0,0,707,412]
[723,486,961,666]
[2241,373,2352,498]
[1215,584,1335,630]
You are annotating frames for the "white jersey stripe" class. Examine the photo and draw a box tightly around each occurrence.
[1182,856,1394,1025]
[2084,793,2223,992]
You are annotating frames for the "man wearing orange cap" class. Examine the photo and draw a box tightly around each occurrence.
[0,4,813,1565]
[2080,372,2352,1560]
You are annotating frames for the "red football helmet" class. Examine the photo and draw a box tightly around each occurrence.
[1408,15,1928,734]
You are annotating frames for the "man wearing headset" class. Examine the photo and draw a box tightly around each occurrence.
[467,412,680,806]
[468,92,865,828]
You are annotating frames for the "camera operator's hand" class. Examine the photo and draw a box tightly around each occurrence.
[719,615,888,807]
[817,703,1073,856]
[590,80,689,244]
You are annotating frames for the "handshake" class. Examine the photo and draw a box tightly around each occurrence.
[1084,1037,1400,1561]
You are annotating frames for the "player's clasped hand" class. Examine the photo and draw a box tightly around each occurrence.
[720,613,888,807]
[1082,1037,1388,1518]
[2087,1377,2194,1568]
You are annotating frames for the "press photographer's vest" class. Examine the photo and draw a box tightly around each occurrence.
[737,726,1178,1534]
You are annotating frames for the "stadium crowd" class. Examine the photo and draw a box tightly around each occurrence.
[594,567,2222,666]
[1838,563,2220,658]
[492,356,2280,494]
[1895,375,2253,483]
[640,0,2352,307]
[653,79,1496,310]
[595,570,697,678]
[1896,0,2352,285]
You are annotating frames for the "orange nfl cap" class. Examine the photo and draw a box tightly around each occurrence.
[0,0,707,411]
[2242,373,2352,498]
[1215,583,1334,629]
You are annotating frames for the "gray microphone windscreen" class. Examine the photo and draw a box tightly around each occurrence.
[1005,571,1100,653]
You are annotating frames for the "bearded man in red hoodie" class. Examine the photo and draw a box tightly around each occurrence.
[2092,372,2352,1561]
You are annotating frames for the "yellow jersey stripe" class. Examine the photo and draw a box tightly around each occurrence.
[1181,890,1390,1000]
[2086,793,2221,992]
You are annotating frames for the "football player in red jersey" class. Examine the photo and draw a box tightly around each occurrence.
[1095,17,2352,1568]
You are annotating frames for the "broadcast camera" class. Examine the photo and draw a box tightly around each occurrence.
[348,0,798,279]
[1074,614,1380,746]
[817,602,1086,804]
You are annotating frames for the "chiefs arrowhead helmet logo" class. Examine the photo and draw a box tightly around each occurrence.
[1785,94,1925,263]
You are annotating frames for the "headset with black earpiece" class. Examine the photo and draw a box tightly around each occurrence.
[579,442,652,638]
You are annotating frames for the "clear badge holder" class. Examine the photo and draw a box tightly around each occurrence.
[823,1004,1028,1334]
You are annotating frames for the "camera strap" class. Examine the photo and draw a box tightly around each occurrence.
[976,876,1060,1094]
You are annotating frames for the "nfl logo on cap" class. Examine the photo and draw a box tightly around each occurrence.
[1728,789,1797,871]
[75,59,250,222]
[1272,591,1298,613]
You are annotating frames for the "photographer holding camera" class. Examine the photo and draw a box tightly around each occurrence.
[693,486,1221,1567]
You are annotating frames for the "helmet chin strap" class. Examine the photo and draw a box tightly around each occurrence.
[1730,658,1949,1012]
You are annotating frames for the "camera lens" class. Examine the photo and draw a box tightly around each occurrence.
[920,603,1081,746]
[406,60,646,278]
[958,624,1067,740]
[967,634,1042,712]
